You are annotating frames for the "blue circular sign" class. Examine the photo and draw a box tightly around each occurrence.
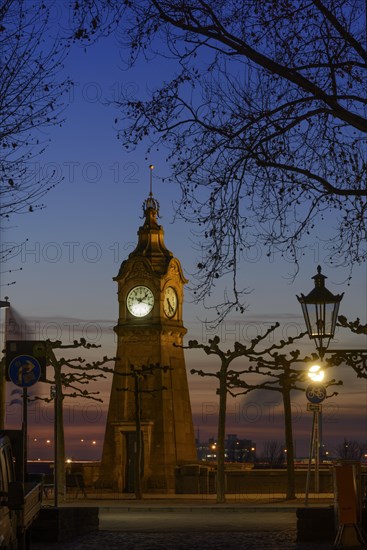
[306,384,326,404]
[8,355,41,387]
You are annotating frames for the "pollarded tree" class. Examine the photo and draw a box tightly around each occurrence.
[0,0,71,223]
[182,324,325,502]
[72,0,367,318]
[185,325,342,501]
[228,346,342,499]
[34,339,113,502]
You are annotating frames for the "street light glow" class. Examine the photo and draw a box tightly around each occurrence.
[308,364,325,383]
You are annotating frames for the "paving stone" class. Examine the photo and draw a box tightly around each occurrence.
[30,529,334,549]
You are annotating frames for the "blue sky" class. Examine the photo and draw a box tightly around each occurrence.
[1,8,366,460]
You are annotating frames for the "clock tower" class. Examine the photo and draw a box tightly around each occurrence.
[100,188,197,493]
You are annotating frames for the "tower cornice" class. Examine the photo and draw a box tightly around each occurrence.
[113,322,187,339]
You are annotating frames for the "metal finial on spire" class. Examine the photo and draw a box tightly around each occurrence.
[149,165,154,196]
[143,164,160,218]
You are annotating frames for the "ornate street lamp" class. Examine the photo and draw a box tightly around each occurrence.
[297,265,344,357]
[297,267,341,500]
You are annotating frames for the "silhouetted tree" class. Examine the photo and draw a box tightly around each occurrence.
[182,324,328,502]
[0,0,71,223]
[229,343,341,499]
[261,440,285,467]
[34,339,113,502]
[335,438,364,461]
[73,0,367,318]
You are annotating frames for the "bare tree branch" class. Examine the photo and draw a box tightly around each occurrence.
[72,0,367,318]
[0,0,71,226]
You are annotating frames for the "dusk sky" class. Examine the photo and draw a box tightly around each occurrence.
[1,2,366,462]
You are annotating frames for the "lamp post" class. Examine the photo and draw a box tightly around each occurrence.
[305,363,326,502]
[297,265,367,516]
[297,266,343,500]
[297,267,341,501]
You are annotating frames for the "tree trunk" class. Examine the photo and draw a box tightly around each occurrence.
[283,387,296,500]
[216,370,228,504]
[54,362,66,503]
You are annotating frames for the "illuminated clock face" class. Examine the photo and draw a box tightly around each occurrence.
[126,286,154,317]
[163,286,178,318]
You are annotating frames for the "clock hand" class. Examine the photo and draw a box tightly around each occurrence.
[136,293,149,303]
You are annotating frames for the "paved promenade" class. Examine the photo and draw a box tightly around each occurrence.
[31,529,332,549]
[30,493,337,550]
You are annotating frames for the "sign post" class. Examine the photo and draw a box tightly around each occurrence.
[305,384,326,504]
[8,354,41,482]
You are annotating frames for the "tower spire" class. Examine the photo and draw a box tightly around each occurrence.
[143,164,160,219]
